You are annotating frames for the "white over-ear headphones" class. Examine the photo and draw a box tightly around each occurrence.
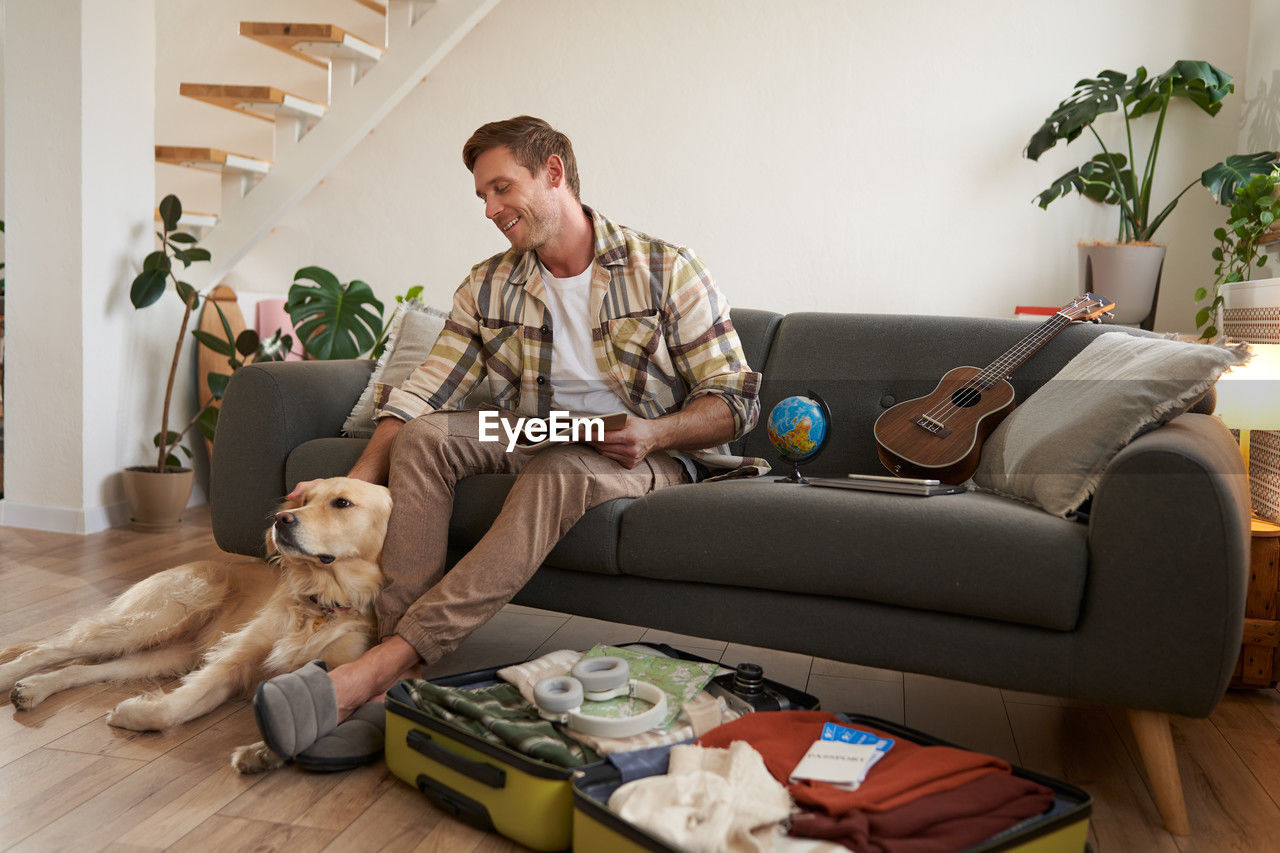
[533,656,667,738]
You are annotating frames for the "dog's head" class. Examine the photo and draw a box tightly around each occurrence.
[268,478,393,610]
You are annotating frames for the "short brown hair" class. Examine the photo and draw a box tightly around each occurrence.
[463,116,581,199]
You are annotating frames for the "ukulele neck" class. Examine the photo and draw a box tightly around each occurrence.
[977,312,1074,385]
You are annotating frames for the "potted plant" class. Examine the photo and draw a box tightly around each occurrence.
[1204,168,1280,339]
[1025,60,1279,329]
[284,265,386,359]
[125,195,290,531]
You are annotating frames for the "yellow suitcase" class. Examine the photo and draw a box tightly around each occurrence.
[571,713,1093,853]
[384,644,819,852]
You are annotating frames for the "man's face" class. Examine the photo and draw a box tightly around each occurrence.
[473,145,557,252]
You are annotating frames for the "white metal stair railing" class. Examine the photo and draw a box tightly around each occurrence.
[181,0,500,290]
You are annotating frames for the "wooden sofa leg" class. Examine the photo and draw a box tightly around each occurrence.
[1127,708,1191,835]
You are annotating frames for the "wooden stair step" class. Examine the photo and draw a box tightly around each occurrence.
[154,209,219,230]
[353,0,387,14]
[240,22,383,69]
[178,83,327,124]
[155,146,271,175]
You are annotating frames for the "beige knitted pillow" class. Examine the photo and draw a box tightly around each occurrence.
[971,333,1248,516]
[342,302,448,437]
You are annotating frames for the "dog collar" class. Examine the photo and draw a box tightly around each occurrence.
[308,595,351,616]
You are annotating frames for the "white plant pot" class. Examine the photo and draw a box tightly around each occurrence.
[1222,277,1280,341]
[1078,242,1166,329]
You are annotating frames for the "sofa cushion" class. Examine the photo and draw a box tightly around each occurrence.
[343,303,449,438]
[617,478,1088,631]
[971,333,1248,517]
[726,308,783,456]
[447,474,632,575]
[742,313,1160,477]
[286,438,370,487]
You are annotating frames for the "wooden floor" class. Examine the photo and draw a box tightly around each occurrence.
[2,509,1280,852]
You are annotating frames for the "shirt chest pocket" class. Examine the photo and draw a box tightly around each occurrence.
[604,311,677,402]
[477,321,524,407]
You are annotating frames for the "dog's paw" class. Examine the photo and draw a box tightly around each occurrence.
[0,666,23,698]
[10,679,47,711]
[106,695,169,731]
[231,741,286,774]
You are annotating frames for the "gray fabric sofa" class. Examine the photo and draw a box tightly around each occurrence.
[210,309,1249,833]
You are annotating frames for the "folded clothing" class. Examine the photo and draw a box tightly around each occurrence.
[607,741,792,853]
[497,647,739,754]
[789,771,1055,853]
[403,679,599,768]
[698,711,1010,815]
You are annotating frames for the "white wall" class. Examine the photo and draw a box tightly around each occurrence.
[157,0,1252,334]
[2,0,156,533]
[1242,1,1280,182]
[0,0,1260,531]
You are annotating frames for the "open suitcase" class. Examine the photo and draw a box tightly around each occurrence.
[571,713,1093,852]
[384,643,820,852]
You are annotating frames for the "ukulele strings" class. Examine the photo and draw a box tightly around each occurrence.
[923,315,1068,424]
[919,312,1073,427]
[921,313,1071,425]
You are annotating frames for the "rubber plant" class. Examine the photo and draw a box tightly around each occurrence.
[129,195,291,470]
[284,266,385,360]
[1197,168,1280,339]
[1025,60,1279,242]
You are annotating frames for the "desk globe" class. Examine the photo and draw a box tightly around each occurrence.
[765,392,831,484]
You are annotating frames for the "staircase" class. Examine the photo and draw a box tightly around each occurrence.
[157,0,501,289]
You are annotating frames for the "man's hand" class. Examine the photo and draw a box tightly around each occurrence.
[589,396,735,469]
[284,480,320,504]
[590,418,660,469]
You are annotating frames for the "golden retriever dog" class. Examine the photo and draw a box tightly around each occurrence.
[0,477,391,772]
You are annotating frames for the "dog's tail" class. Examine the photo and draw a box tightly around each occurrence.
[0,642,36,665]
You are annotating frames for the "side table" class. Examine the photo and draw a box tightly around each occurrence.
[1232,517,1280,688]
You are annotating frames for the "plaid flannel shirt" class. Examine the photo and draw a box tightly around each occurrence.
[376,207,768,476]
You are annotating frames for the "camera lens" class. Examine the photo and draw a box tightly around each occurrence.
[732,662,764,697]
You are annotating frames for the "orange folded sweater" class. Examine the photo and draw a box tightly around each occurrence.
[698,711,1009,815]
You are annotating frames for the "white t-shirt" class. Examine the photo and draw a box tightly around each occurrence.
[537,260,621,415]
[537,260,697,481]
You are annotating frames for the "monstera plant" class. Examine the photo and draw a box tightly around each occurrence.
[1025,60,1279,328]
[284,266,386,360]
[1027,60,1277,242]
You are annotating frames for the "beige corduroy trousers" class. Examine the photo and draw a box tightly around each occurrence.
[374,409,689,663]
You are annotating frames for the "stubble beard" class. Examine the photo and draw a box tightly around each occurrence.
[510,189,559,253]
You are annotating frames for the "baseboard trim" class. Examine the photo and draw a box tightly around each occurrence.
[0,486,206,535]
[0,499,126,535]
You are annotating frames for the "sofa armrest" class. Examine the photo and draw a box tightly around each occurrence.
[1077,413,1250,716]
[210,359,374,556]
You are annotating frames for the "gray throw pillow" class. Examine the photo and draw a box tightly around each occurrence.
[971,332,1249,517]
[343,302,448,438]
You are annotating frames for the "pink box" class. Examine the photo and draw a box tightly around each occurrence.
[255,298,304,361]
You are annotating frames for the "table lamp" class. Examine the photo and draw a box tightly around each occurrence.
[1214,342,1280,520]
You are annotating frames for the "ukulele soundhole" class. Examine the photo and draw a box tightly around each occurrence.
[950,388,982,408]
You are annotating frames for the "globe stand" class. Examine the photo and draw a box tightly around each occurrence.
[769,390,831,486]
[778,461,811,485]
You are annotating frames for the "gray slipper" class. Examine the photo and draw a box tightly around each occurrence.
[253,660,339,758]
[293,701,386,772]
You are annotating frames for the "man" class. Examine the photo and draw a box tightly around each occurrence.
[253,116,765,767]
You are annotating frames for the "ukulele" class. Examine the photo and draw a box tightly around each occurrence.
[873,294,1115,484]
